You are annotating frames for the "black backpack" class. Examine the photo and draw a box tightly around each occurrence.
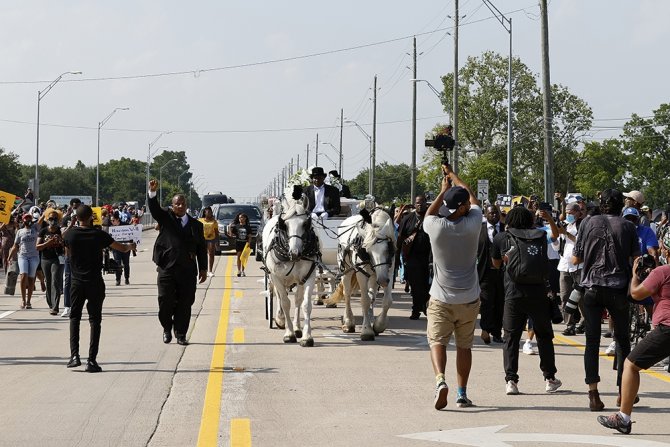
[505,228,548,285]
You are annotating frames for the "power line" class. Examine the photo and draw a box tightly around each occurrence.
[0,5,542,86]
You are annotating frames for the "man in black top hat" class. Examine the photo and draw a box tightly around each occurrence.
[328,170,351,198]
[305,167,341,219]
[148,179,207,346]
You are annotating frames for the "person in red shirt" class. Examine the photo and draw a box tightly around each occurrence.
[598,233,670,434]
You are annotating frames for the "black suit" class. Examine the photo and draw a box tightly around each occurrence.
[148,194,207,338]
[304,184,341,216]
[477,222,505,338]
[340,184,352,199]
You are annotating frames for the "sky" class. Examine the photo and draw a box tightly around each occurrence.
[1,0,669,203]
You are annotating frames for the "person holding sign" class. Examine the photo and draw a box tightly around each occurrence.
[228,212,252,277]
[7,213,40,309]
[110,213,132,286]
[148,179,207,346]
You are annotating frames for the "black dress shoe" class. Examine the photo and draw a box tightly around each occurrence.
[66,355,81,368]
[163,331,172,344]
[176,336,189,346]
[492,335,504,343]
[409,312,420,320]
[85,360,102,373]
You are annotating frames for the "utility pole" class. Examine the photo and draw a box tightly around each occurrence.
[339,108,343,177]
[297,153,300,172]
[306,143,310,169]
[453,0,459,173]
[540,0,554,202]
[411,36,417,200]
[371,74,377,196]
[315,133,319,166]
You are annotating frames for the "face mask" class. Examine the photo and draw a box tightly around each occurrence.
[565,214,576,224]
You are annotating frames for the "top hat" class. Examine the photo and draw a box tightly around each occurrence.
[310,167,327,178]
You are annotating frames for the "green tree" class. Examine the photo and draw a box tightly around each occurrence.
[150,150,190,206]
[0,147,27,197]
[622,103,670,208]
[100,157,147,204]
[348,162,412,203]
[573,140,627,200]
[420,51,593,199]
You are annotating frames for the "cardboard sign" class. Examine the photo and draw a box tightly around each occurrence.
[496,194,513,212]
[49,195,93,206]
[91,207,102,226]
[477,179,489,202]
[108,224,143,245]
[0,190,18,225]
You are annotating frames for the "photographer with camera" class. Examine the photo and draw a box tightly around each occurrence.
[597,233,670,434]
[572,189,640,411]
[555,203,585,335]
[423,162,482,409]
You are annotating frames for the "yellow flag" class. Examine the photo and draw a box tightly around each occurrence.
[0,190,17,225]
[240,242,252,268]
[91,207,103,226]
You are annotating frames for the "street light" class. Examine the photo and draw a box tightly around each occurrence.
[96,107,129,206]
[159,159,178,204]
[482,0,513,194]
[146,132,171,203]
[35,71,82,202]
[321,141,342,176]
[411,79,443,100]
[177,169,190,190]
[344,119,374,196]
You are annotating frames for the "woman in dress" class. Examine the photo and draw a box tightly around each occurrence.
[228,213,251,277]
[198,206,219,276]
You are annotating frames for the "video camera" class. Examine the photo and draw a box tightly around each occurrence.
[425,125,455,164]
[636,253,656,281]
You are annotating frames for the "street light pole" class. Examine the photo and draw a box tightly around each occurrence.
[482,0,513,194]
[96,107,129,206]
[35,71,82,202]
[345,119,373,195]
[159,159,178,205]
[177,169,189,190]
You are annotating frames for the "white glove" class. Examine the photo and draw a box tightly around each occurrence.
[311,213,318,220]
[321,212,329,220]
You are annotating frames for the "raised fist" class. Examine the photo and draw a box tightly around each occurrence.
[149,179,158,192]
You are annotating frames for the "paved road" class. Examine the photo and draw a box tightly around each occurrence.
[1,229,669,447]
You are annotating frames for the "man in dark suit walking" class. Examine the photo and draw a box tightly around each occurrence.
[305,167,341,219]
[148,179,207,345]
[476,204,505,344]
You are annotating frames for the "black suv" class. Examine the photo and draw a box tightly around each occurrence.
[212,203,263,254]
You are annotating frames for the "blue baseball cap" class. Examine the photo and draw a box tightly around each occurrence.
[622,207,640,218]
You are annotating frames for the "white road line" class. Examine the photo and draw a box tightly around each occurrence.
[0,310,16,319]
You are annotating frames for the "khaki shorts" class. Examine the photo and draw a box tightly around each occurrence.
[427,298,480,349]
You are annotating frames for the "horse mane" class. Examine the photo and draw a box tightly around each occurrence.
[281,194,307,219]
[361,209,394,249]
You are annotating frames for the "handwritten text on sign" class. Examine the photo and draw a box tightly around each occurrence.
[108,225,143,245]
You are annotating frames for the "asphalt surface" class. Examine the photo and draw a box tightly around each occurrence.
[1,229,669,447]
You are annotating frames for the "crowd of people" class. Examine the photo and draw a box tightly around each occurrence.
[391,163,669,434]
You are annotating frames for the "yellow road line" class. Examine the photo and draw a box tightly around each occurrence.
[555,334,670,384]
[231,418,252,446]
[233,328,245,344]
[197,257,233,446]
[234,290,244,299]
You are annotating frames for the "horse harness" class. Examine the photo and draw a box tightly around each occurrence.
[339,233,394,279]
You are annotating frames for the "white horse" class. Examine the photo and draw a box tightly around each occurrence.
[262,191,320,347]
[338,208,396,341]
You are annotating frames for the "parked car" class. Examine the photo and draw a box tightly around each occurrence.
[212,203,263,254]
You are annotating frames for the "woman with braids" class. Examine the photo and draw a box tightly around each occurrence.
[491,205,562,396]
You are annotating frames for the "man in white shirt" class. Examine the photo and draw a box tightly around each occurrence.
[423,162,482,410]
[554,203,584,335]
[304,167,341,220]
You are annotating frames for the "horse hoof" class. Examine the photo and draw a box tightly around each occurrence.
[313,299,324,305]
[283,335,297,343]
[299,338,314,347]
[361,333,375,341]
[294,329,303,339]
[325,303,337,308]
[342,325,355,333]
[274,319,286,329]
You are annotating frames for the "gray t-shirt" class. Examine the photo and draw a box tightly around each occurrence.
[14,226,39,258]
[424,205,482,304]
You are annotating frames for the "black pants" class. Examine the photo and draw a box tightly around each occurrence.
[113,249,130,281]
[546,259,560,296]
[41,257,63,311]
[404,260,430,314]
[480,270,505,337]
[503,295,557,383]
[70,277,105,360]
[157,264,197,337]
[582,286,630,386]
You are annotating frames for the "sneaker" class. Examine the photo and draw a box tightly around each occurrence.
[545,377,562,393]
[434,381,448,410]
[576,324,585,334]
[61,307,71,318]
[241,271,246,277]
[562,326,576,336]
[605,341,616,356]
[597,413,632,434]
[604,331,613,338]
[237,272,241,277]
[506,380,519,395]
[207,271,214,277]
[85,359,102,373]
[522,340,537,355]
[456,395,473,408]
